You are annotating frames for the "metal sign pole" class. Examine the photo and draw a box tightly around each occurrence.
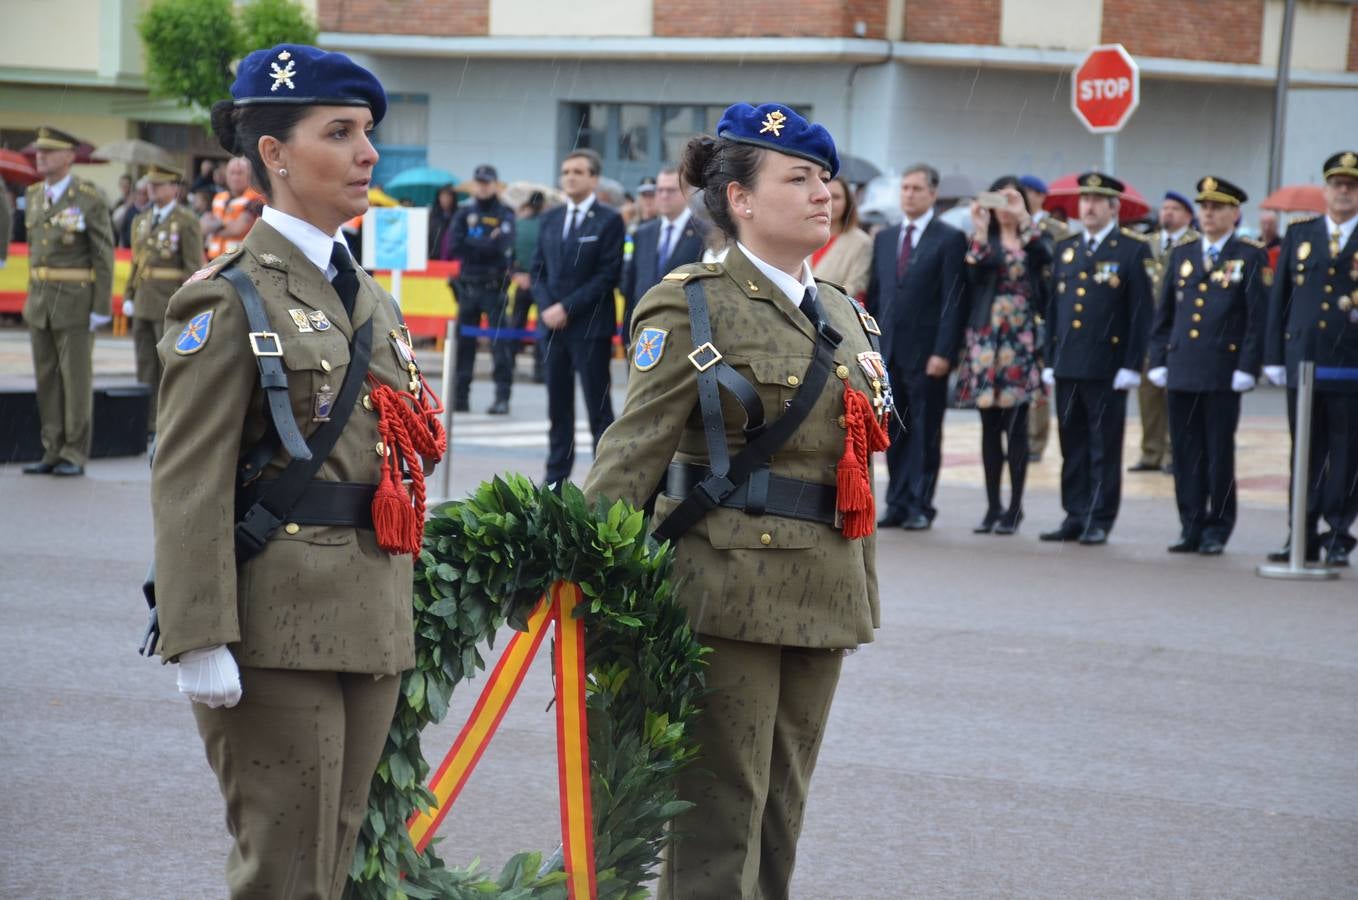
[436,318,456,503]
[1257,361,1338,580]
[1104,133,1116,175]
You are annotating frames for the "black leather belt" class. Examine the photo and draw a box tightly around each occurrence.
[236,480,376,530]
[664,462,837,526]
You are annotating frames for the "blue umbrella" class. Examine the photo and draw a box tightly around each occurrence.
[382,165,458,206]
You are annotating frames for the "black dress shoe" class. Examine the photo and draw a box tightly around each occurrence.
[1198,538,1225,556]
[1040,525,1081,542]
[1327,545,1351,567]
[1128,461,1160,472]
[486,399,510,415]
[973,509,1002,534]
[993,510,1023,536]
[22,461,56,475]
[1078,527,1109,545]
[52,461,85,477]
[1267,544,1320,563]
[453,398,470,413]
[877,513,905,528]
[902,514,931,531]
[1168,537,1200,553]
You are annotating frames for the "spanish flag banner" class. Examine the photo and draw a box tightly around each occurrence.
[407,581,597,900]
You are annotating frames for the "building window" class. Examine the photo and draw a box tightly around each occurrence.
[373,93,429,187]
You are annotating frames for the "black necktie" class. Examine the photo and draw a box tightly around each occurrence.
[657,222,673,276]
[565,208,581,243]
[799,287,820,329]
[1086,236,1097,255]
[330,242,358,320]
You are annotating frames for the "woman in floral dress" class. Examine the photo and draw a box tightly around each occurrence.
[957,175,1052,534]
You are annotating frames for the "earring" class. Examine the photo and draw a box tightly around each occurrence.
[278,168,288,177]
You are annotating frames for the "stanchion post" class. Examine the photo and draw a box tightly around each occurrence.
[437,318,455,503]
[1257,360,1339,581]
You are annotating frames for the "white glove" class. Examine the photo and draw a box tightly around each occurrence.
[89,312,113,332]
[1231,370,1257,393]
[1042,368,1056,387]
[1263,365,1286,387]
[122,299,134,318]
[1112,367,1141,391]
[177,644,242,708]
[1147,366,1168,388]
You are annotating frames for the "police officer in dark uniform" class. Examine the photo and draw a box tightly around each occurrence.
[1040,172,1154,545]
[450,163,516,414]
[1264,150,1358,567]
[1148,176,1266,555]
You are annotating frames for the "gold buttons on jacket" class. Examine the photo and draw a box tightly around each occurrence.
[1189,329,1200,338]
[837,414,847,428]
[376,441,386,455]
[1074,303,1084,312]
[1072,319,1083,329]
[835,365,850,380]
[320,359,332,372]
[1194,298,1205,307]
[1078,271,1088,281]
[1076,287,1086,297]
[1321,302,1330,311]
[760,533,772,545]
[1229,343,1237,351]
[1192,313,1202,322]
[1319,320,1328,329]
[1341,296,1354,311]
[362,394,373,410]
[1110,335,1120,344]
[787,375,800,386]
[284,523,300,535]
[1324,285,1333,294]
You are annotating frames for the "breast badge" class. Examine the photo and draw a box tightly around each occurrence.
[633,327,668,371]
[1061,247,1075,264]
[288,308,314,332]
[1179,259,1194,278]
[173,310,213,355]
[313,384,334,422]
[1297,242,1311,262]
[307,310,332,331]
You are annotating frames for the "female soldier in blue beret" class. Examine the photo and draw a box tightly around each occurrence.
[150,44,444,897]
[585,103,887,898]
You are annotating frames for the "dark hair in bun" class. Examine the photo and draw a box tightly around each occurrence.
[678,134,765,240]
[209,99,309,200]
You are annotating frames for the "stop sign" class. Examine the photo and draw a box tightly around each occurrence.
[1072,43,1139,133]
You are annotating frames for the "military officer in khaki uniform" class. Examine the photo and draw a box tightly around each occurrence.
[127,163,203,437]
[585,104,885,899]
[151,45,444,898]
[21,126,115,477]
[0,186,11,263]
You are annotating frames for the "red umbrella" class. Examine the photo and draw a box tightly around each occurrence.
[1259,184,1325,214]
[1043,173,1151,223]
[0,148,40,186]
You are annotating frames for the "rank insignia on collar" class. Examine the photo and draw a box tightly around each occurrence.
[288,308,314,332]
[307,310,332,331]
[759,109,787,137]
[259,252,285,267]
[633,327,668,371]
[174,310,213,355]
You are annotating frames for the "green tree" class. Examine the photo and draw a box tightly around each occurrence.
[139,0,318,115]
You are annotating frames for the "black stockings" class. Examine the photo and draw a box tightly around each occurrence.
[979,403,1030,514]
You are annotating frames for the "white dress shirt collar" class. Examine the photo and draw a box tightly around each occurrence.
[736,242,816,306]
[563,193,597,236]
[261,205,347,278]
[1087,219,1117,250]
[1325,211,1358,249]
[899,207,934,250]
[152,200,177,221]
[660,206,691,236]
[1201,233,1230,258]
[45,174,73,203]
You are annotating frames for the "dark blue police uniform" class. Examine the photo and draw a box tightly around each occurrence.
[449,170,517,413]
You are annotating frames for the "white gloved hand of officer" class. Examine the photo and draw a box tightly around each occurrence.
[122,299,135,318]
[1263,365,1287,387]
[1112,367,1141,391]
[89,312,113,332]
[177,644,242,708]
[1042,368,1056,387]
[1147,366,1169,388]
[1231,370,1257,393]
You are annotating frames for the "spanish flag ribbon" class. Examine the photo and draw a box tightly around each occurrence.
[407,582,597,900]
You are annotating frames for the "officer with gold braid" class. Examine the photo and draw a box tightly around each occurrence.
[21,125,115,477]
[584,103,888,899]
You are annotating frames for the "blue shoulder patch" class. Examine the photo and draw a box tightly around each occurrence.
[633,327,669,371]
[174,310,213,356]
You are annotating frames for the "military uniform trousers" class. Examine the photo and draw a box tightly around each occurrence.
[133,316,166,432]
[454,277,515,402]
[1167,390,1239,544]
[543,331,615,484]
[1286,388,1358,554]
[29,323,95,467]
[1136,359,1172,467]
[193,667,399,900]
[882,366,948,522]
[1029,382,1051,459]
[659,635,842,900]
[1055,377,1128,532]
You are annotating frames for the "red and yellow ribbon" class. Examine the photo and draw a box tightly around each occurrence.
[407,581,597,900]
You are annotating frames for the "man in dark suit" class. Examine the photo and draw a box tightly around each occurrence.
[1263,150,1358,567]
[866,163,968,530]
[530,148,626,485]
[621,167,705,343]
[1148,176,1266,555]
[1039,172,1154,545]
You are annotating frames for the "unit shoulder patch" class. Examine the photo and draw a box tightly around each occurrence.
[632,327,668,371]
[173,310,213,355]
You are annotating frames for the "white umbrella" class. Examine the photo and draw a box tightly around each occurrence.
[92,139,175,168]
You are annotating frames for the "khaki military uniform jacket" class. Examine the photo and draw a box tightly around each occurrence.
[129,203,204,322]
[151,221,421,674]
[22,176,115,328]
[583,247,881,649]
[0,192,11,261]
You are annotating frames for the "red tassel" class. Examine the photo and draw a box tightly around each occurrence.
[373,465,413,553]
[836,385,891,539]
[367,377,448,555]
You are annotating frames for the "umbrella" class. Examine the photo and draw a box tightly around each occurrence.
[596,176,626,206]
[937,172,977,201]
[92,138,175,168]
[367,186,400,207]
[1043,173,1150,222]
[838,154,882,185]
[1259,184,1325,214]
[382,166,458,206]
[0,148,40,186]
[19,140,105,166]
[502,180,564,210]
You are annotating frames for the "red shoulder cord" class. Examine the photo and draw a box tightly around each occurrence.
[836,385,891,539]
[368,374,447,554]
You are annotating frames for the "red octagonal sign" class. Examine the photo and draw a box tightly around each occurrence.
[1072,43,1139,133]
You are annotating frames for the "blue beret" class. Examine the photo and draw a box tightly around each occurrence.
[231,44,387,126]
[716,103,840,178]
[1162,190,1194,212]
[1019,175,1048,195]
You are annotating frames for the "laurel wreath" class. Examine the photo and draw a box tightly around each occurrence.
[348,475,707,899]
